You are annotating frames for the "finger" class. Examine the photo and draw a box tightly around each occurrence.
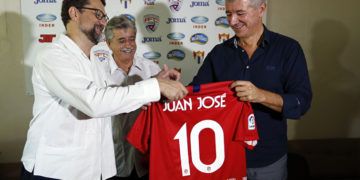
[172,83,187,100]
[163,64,169,72]
[141,106,148,110]
[239,96,249,102]
[168,69,181,81]
[230,80,248,89]
[236,91,248,97]
[234,86,249,93]
[179,84,188,97]
[141,103,151,110]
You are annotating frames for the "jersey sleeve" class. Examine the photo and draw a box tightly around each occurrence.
[126,107,152,154]
[234,102,259,150]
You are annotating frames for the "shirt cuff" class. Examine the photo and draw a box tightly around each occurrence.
[135,78,161,102]
[281,94,301,119]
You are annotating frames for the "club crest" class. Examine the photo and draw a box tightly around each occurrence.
[218,33,230,42]
[168,0,183,12]
[144,14,160,33]
[193,51,205,64]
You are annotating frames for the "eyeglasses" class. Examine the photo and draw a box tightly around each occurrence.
[78,7,109,21]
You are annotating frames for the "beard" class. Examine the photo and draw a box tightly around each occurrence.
[82,24,104,44]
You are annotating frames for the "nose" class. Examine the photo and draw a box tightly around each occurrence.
[124,38,136,46]
[228,14,238,26]
[124,40,134,48]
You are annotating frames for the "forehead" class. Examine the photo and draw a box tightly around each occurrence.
[225,0,251,11]
[112,28,136,38]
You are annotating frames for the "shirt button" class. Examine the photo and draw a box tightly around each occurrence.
[246,65,250,69]
[241,49,245,52]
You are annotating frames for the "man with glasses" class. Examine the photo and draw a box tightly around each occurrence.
[20,0,188,179]
[77,7,109,21]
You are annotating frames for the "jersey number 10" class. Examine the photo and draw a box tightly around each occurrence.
[174,120,225,176]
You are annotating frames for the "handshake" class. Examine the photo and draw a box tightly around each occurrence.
[155,64,188,102]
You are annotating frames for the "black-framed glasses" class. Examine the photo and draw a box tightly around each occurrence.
[78,7,109,21]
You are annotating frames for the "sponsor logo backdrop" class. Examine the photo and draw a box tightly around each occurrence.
[21,0,236,94]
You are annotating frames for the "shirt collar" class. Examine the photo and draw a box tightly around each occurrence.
[59,34,88,59]
[229,25,270,49]
[109,55,143,75]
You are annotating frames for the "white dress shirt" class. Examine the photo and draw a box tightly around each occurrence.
[91,42,160,178]
[21,34,161,180]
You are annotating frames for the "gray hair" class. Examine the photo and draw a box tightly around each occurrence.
[104,15,137,41]
[225,0,266,8]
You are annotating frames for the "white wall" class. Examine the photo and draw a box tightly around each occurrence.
[0,0,33,163]
[267,0,360,139]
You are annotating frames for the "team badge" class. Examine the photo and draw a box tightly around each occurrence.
[248,114,255,130]
[167,49,185,61]
[190,33,208,44]
[144,14,160,33]
[93,50,109,62]
[120,0,131,9]
[193,51,205,64]
[218,33,230,42]
[169,0,183,12]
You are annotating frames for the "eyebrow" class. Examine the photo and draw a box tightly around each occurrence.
[117,36,135,40]
[226,10,246,13]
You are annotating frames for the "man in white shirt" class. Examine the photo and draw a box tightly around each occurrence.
[91,15,163,180]
[20,0,187,179]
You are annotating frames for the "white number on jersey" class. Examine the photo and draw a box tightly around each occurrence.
[174,120,225,176]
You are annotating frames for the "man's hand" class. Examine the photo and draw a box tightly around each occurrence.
[230,80,283,112]
[157,77,188,102]
[156,64,181,81]
[141,103,151,110]
[230,80,265,103]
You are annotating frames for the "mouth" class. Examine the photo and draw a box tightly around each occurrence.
[95,25,104,35]
[231,22,245,31]
[120,48,134,54]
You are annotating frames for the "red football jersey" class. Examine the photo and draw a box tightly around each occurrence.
[127,81,259,180]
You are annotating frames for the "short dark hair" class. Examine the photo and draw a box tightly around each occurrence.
[61,0,106,28]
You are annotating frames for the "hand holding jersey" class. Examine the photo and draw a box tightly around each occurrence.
[230,80,284,112]
[156,77,188,102]
[127,81,258,180]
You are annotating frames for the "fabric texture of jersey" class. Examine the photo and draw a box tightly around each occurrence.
[127,81,259,180]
